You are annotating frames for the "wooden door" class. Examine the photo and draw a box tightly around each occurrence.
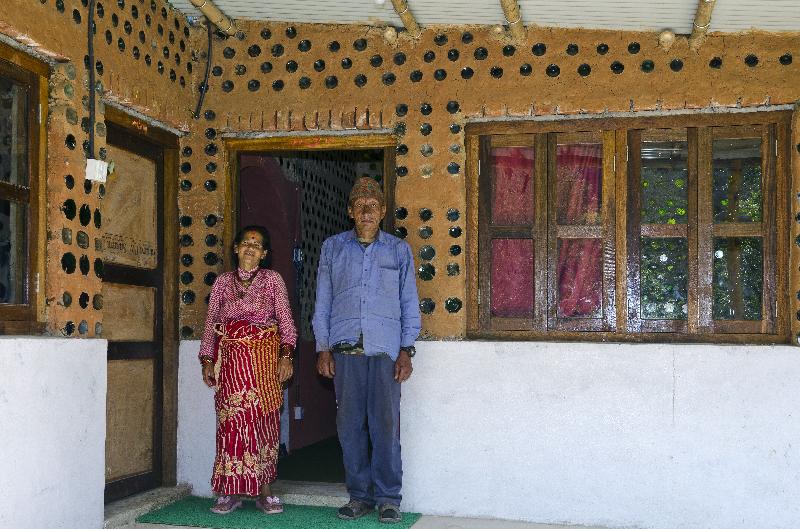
[103,122,164,501]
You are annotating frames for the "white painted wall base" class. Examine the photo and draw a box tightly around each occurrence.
[177,341,216,498]
[177,340,800,529]
[0,337,107,529]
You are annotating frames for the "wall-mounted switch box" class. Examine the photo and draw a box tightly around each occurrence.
[85,158,108,183]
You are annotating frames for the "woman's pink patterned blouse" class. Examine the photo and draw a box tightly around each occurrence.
[199,268,297,361]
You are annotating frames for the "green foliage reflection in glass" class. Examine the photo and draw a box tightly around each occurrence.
[713,237,762,320]
[640,140,689,224]
[0,76,30,186]
[640,237,688,320]
[0,200,28,304]
[712,138,762,223]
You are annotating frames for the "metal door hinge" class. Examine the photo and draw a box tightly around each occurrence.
[38,104,42,125]
[626,145,629,162]
[477,288,481,305]
[35,273,40,293]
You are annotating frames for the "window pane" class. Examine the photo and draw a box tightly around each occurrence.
[490,147,534,225]
[641,132,688,225]
[491,238,534,318]
[713,237,762,320]
[0,199,28,304]
[640,237,688,320]
[556,238,602,318]
[555,143,602,225]
[0,75,29,186]
[712,138,762,223]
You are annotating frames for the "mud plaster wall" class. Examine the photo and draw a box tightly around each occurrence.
[177,22,800,341]
[3,0,197,336]
[2,4,800,341]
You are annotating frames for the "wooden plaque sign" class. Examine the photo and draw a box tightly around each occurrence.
[101,145,158,269]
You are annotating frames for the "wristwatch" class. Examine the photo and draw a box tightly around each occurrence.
[400,345,416,358]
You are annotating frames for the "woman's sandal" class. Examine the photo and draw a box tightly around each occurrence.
[255,495,284,514]
[210,495,242,514]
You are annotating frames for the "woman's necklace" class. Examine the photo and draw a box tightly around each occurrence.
[237,267,258,281]
[234,267,257,299]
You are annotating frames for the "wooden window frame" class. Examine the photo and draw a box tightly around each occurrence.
[0,43,48,334]
[625,127,696,334]
[466,111,791,344]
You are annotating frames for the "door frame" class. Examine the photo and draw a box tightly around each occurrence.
[223,133,397,451]
[222,133,398,258]
[103,105,179,500]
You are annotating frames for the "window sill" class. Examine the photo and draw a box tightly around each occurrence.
[467,329,792,345]
[0,320,47,335]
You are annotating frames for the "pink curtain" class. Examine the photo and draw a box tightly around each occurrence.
[489,147,535,317]
[486,144,603,319]
[555,144,603,318]
[490,239,534,318]
[490,147,534,225]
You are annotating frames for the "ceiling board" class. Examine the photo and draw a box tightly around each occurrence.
[167,0,800,32]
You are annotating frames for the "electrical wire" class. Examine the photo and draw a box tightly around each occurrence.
[193,22,213,119]
[87,0,96,158]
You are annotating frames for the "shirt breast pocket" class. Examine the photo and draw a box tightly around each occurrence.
[378,266,400,298]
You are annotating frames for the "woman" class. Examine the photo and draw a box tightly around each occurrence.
[199,225,296,515]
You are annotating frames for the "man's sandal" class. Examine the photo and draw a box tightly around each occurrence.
[255,495,284,514]
[210,496,242,514]
[337,499,375,520]
[378,504,402,524]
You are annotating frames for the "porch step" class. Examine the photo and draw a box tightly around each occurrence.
[103,481,346,528]
[272,479,349,508]
[105,483,613,529]
[104,485,192,529]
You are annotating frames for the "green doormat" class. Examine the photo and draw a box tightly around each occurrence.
[137,496,421,529]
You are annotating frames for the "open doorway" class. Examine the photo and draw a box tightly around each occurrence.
[231,137,395,483]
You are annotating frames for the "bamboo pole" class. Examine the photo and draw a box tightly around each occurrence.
[688,0,716,51]
[500,0,526,43]
[390,0,421,38]
[189,0,237,36]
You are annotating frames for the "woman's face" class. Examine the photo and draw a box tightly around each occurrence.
[234,230,267,271]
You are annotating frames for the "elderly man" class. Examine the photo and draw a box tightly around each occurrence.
[312,176,421,524]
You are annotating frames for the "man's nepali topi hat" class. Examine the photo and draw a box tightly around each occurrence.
[349,176,384,206]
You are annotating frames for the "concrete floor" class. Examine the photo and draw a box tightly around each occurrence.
[106,485,611,529]
[130,517,609,529]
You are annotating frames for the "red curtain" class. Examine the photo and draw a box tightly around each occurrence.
[490,238,534,318]
[487,144,603,319]
[490,147,534,225]
[555,144,603,318]
[489,147,535,317]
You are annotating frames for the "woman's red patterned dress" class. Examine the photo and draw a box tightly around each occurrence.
[199,268,297,496]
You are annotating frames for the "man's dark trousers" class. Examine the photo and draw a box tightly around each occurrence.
[333,352,402,507]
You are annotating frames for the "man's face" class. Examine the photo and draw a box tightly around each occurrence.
[349,197,386,238]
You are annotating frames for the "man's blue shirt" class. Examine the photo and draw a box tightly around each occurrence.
[312,230,421,361]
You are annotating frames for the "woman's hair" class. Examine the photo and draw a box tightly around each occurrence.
[232,225,272,269]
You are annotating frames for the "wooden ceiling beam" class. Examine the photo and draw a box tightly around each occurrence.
[500,0,526,42]
[688,0,716,51]
[390,0,422,38]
